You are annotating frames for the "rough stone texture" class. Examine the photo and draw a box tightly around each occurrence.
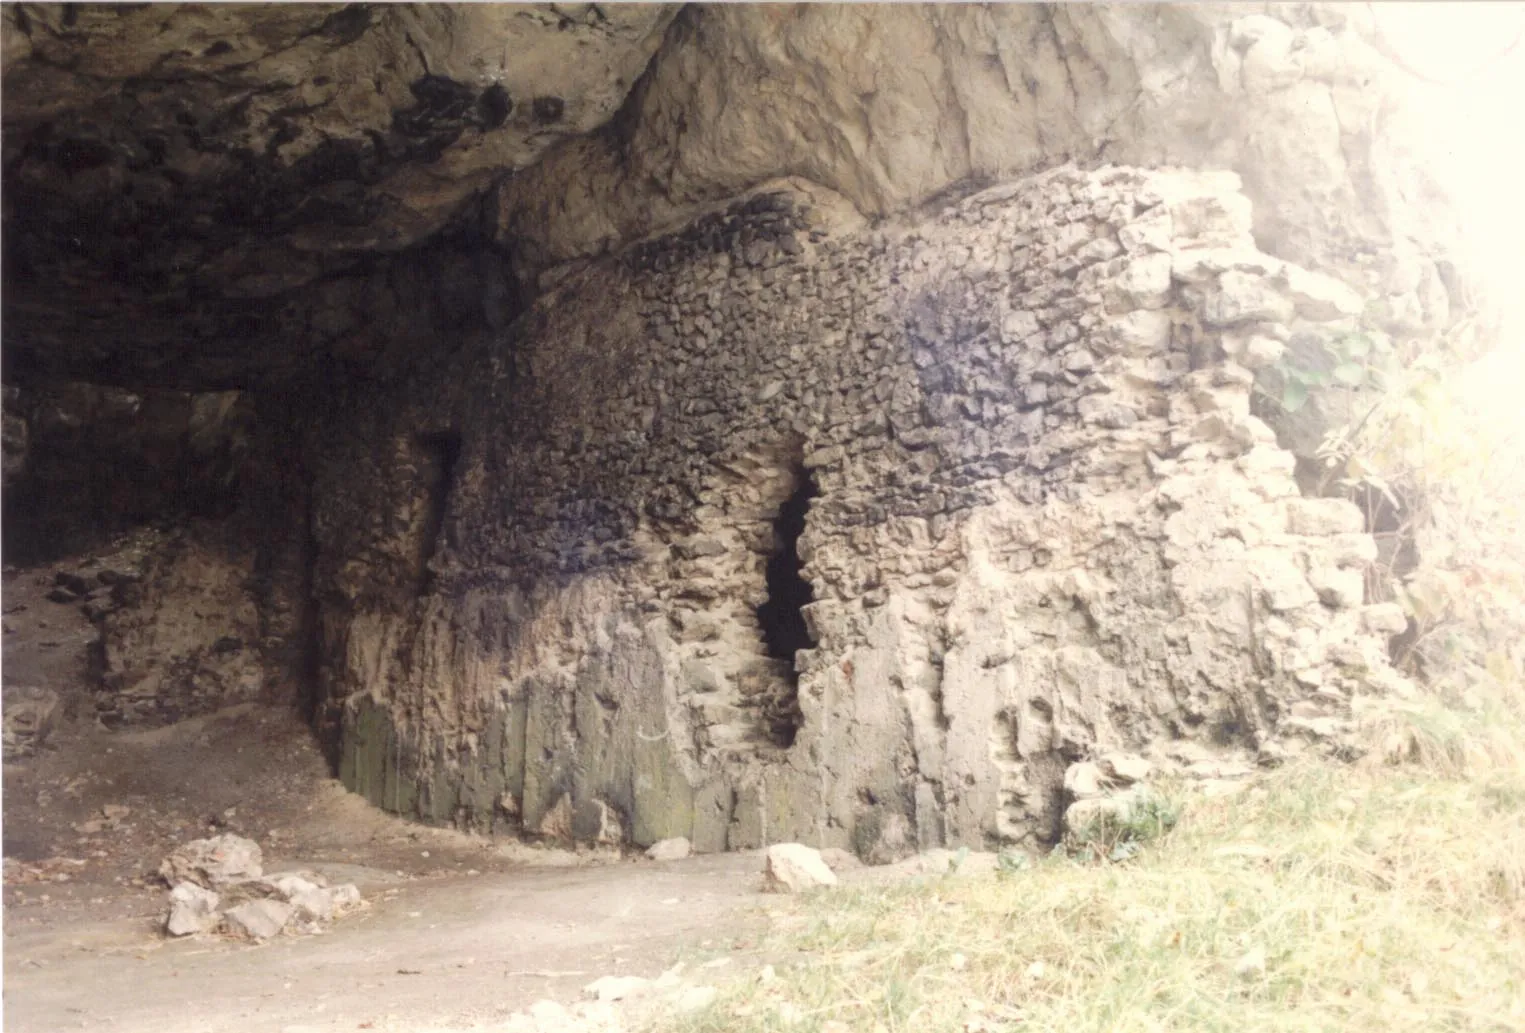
[0,3,677,384]
[1063,785,1155,842]
[0,6,1486,863]
[223,898,294,941]
[498,3,1465,344]
[1,685,60,760]
[164,882,221,937]
[263,873,360,924]
[95,525,267,727]
[2,385,28,489]
[159,833,263,889]
[0,5,1473,389]
[0,384,320,729]
[303,165,1408,854]
[763,844,839,893]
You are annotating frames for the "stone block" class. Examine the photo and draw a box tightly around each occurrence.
[1202,271,1295,327]
[1100,752,1153,784]
[1281,265,1364,321]
[1308,566,1364,609]
[164,882,220,937]
[1063,761,1107,799]
[1286,497,1365,536]
[159,834,262,889]
[224,899,293,941]
[762,843,838,893]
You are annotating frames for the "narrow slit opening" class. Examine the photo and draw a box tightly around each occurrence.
[416,430,461,594]
[756,463,818,747]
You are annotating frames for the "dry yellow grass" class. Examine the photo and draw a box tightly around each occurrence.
[653,694,1525,1033]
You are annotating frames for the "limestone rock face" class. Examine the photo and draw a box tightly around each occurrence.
[96,526,267,727]
[0,6,1489,862]
[1,383,250,562]
[0,4,1475,387]
[497,2,1463,327]
[307,165,1412,854]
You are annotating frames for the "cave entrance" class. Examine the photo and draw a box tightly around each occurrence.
[756,463,818,747]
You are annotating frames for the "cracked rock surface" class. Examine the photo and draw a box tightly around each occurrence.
[2,4,1468,388]
[2,2,676,384]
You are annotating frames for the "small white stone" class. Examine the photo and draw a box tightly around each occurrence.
[1281,265,1364,321]
[762,843,838,893]
[526,999,569,1023]
[1234,944,1267,978]
[289,886,337,922]
[645,837,692,861]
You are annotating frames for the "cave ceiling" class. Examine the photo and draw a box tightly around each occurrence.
[0,2,677,388]
[0,3,1470,391]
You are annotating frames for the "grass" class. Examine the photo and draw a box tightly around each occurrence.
[650,691,1525,1033]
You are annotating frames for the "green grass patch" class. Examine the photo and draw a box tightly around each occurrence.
[651,714,1525,1033]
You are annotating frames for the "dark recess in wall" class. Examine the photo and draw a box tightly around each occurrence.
[756,463,818,747]
[416,430,462,594]
[1,385,249,565]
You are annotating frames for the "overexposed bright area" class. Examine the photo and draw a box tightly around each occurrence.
[1375,3,1525,450]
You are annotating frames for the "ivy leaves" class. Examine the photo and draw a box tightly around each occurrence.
[1276,331,1389,413]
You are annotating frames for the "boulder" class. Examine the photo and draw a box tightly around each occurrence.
[164,882,220,937]
[762,844,838,893]
[159,833,263,889]
[818,847,864,872]
[1063,761,1108,799]
[223,898,293,941]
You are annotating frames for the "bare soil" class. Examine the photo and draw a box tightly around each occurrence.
[2,557,774,1033]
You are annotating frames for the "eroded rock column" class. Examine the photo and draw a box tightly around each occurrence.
[315,164,1406,857]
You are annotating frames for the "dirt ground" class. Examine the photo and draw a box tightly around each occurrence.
[1,557,782,1033]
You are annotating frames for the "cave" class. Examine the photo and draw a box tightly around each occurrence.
[0,5,1506,1026]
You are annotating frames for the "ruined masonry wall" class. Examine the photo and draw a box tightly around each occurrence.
[316,164,1406,857]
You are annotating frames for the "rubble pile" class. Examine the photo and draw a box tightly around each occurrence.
[158,833,363,941]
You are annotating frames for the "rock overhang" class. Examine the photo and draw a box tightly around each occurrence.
[1,3,1473,391]
[0,2,678,387]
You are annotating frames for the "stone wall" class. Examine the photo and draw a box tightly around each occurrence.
[307,163,1408,856]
